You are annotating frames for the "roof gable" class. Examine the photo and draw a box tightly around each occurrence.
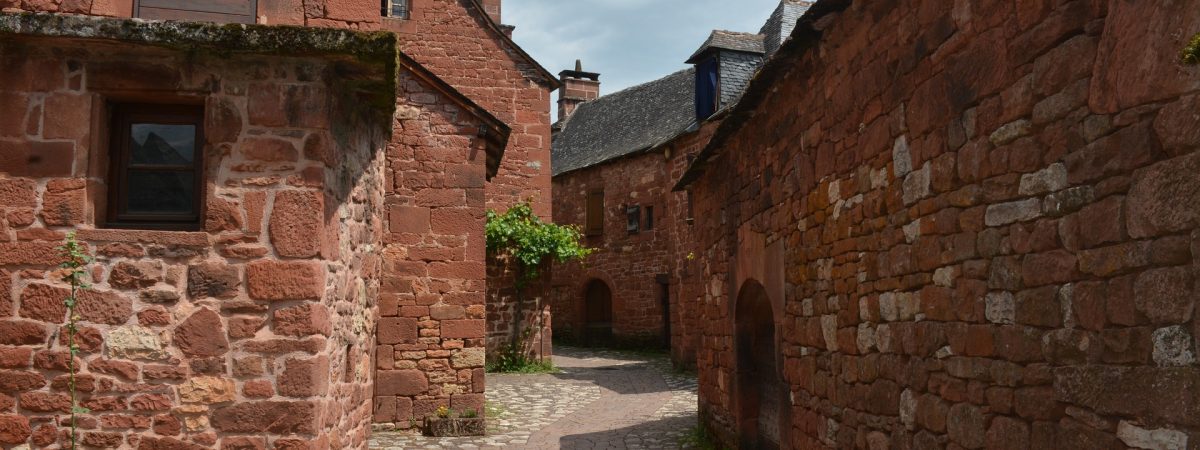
[686,30,765,64]
[552,68,697,176]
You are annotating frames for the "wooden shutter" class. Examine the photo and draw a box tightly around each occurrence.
[136,0,258,24]
[585,191,604,236]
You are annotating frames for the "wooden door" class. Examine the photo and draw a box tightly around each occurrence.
[584,280,612,346]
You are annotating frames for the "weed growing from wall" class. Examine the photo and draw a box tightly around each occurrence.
[58,232,92,449]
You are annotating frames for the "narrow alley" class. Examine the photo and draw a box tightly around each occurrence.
[370,347,700,449]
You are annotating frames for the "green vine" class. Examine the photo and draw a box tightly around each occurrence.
[485,202,592,360]
[485,202,592,288]
[1184,33,1200,65]
[58,232,92,450]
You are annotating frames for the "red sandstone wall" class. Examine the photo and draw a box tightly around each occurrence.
[689,1,1200,448]
[547,123,714,362]
[3,0,557,366]
[388,0,554,217]
[663,122,717,367]
[0,39,386,448]
[550,151,675,346]
[371,70,491,429]
[383,0,557,358]
[0,0,554,217]
[0,0,131,17]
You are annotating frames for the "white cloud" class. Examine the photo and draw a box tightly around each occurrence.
[505,0,786,116]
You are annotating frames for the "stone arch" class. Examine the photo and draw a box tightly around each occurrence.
[581,278,614,346]
[735,279,787,449]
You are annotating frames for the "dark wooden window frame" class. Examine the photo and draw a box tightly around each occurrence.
[106,103,205,231]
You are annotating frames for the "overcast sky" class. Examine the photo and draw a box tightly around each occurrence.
[505,0,786,113]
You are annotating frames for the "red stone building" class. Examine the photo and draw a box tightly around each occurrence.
[549,1,809,360]
[0,0,555,448]
[676,0,1200,448]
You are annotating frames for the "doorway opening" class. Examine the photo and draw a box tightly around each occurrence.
[735,280,784,449]
[583,279,613,346]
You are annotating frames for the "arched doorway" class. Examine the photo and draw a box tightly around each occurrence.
[583,280,613,346]
[735,280,784,449]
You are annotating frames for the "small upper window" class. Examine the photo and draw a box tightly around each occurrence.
[626,205,641,234]
[107,104,205,230]
[686,190,695,226]
[695,57,719,120]
[382,0,410,18]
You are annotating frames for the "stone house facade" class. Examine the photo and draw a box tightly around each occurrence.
[2,0,562,375]
[676,0,1200,448]
[549,1,808,357]
[0,0,554,448]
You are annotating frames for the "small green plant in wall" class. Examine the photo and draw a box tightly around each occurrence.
[59,232,92,449]
[485,202,592,372]
[1184,33,1200,65]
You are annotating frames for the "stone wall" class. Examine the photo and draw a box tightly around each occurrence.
[550,151,675,346]
[687,0,1200,448]
[2,0,558,375]
[548,122,716,361]
[383,0,557,359]
[662,122,718,368]
[0,38,389,448]
[371,70,491,429]
[484,255,552,359]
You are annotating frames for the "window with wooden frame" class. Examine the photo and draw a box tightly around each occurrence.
[106,104,205,231]
[382,0,410,18]
[135,0,258,24]
[585,190,604,236]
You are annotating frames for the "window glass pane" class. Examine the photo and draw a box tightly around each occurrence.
[626,205,640,233]
[386,0,408,18]
[131,124,196,165]
[126,171,195,214]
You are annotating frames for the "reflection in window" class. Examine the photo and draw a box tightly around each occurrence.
[130,124,196,165]
[107,104,205,230]
[382,0,409,19]
[626,205,640,234]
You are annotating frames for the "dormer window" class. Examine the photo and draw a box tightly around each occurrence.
[695,57,719,120]
[686,30,765,121]
[382,0,410,18]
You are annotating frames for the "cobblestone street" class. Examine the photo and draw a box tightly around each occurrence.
[369,347,700,449]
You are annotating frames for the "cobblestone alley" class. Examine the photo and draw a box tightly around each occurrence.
[370,347,699,449]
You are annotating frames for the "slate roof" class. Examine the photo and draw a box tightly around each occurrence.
[552,68,697,176]
[675,0,852,190]
[686,30,765,63]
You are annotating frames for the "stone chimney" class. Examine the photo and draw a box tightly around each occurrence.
[760,0,813,56]
[557,60,600,123]
[480,0,502,23]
